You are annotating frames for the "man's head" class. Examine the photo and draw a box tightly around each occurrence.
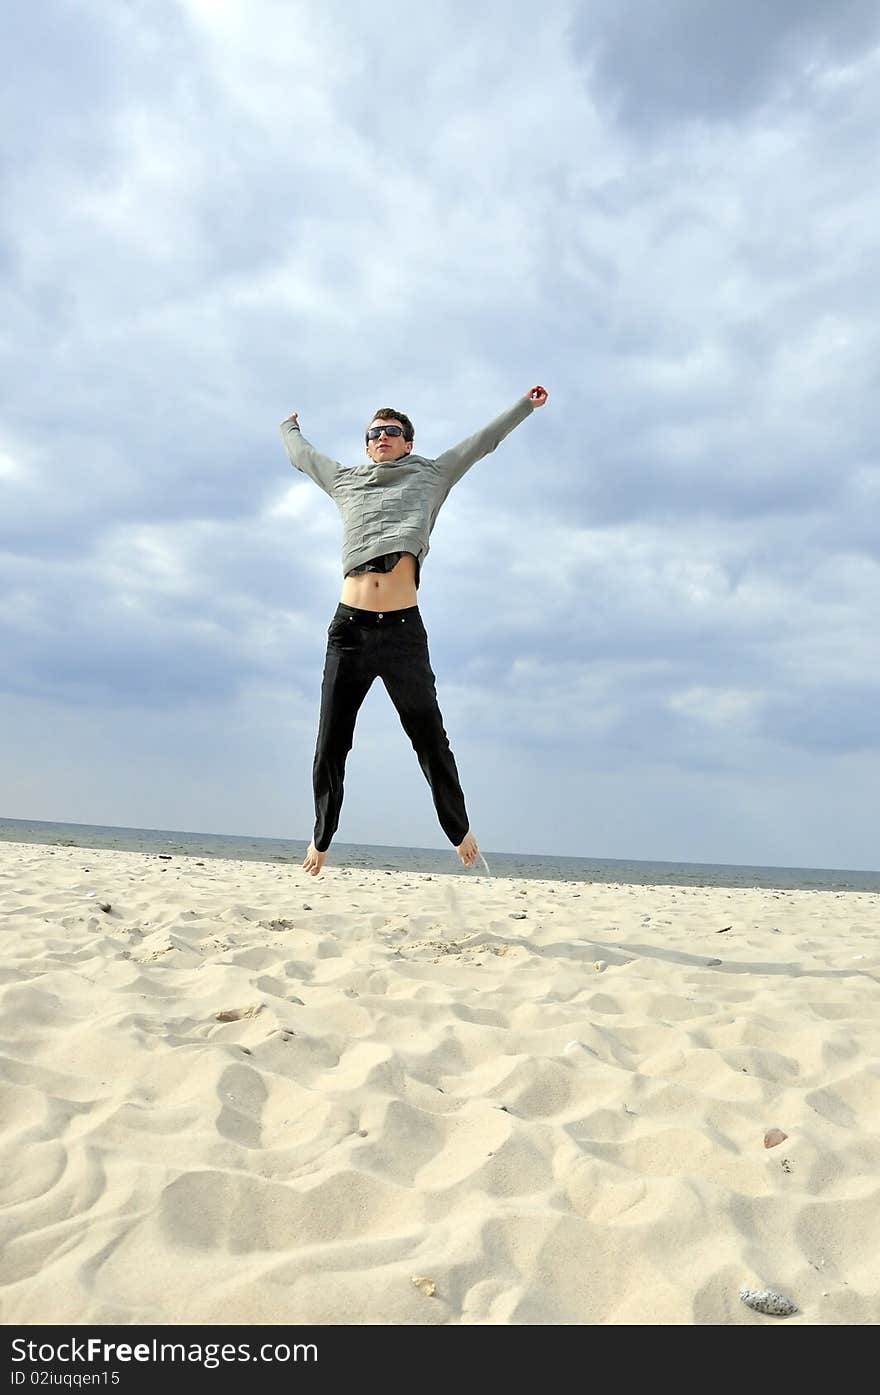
[366,408,414,464]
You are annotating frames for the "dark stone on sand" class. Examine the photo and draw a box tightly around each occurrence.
[764,1127,788,1148]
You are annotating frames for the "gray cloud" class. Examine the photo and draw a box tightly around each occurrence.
[575,0,880,130]
[760,684,880,754]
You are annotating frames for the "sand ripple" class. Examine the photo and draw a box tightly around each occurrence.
[1,842,879,1324]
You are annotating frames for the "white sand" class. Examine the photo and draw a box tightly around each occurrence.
[1,840,878,1325]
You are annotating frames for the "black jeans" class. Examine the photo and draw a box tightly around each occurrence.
[312,603,470,852]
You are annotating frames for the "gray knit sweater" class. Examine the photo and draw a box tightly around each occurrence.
[280,395,535,576]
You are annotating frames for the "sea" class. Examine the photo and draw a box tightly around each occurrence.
[1,816,878,892]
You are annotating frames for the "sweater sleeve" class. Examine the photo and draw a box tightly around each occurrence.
[279,419,342,497]
[432,396,535,488]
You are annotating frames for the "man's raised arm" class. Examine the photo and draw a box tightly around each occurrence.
[433,385,548,488]
[280,411,343,498]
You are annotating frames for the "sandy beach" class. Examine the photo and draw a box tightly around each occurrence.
[1,838,878,1326]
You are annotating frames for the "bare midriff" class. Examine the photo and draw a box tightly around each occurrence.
[339,553,419,612]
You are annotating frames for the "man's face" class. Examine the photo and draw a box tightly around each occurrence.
[366,418,412,464]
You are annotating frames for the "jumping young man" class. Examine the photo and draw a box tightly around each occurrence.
[280,384,549,875]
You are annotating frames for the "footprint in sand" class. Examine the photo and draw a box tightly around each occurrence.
[215,1004,264,1023]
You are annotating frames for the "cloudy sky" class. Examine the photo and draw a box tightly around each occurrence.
[2,0,879,870]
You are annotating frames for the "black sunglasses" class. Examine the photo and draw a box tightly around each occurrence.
[366,424,404,440]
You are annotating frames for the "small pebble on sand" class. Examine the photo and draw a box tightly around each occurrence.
[739,1286,798,1317]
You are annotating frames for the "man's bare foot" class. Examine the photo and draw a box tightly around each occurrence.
[303,842,327,876]
[456,831,479,867]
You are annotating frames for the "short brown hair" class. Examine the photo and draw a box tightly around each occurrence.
[366,407,414,443]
